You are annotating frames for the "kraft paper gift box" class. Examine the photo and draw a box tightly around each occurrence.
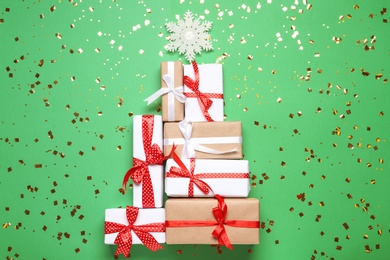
[165,157,250,197]
[161,61,185,122]
[104,206,165,257]
[144,62,185,122]
[183,63,224,122]
[165,197,260,246]
[163,120,243,159]
[123,115,164,208]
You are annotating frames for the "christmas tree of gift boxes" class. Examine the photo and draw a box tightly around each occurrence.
[104,61,260,258]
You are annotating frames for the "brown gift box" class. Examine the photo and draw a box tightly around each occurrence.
[163,121,243,159]
[161,61,184,122]
[165,198,260,245]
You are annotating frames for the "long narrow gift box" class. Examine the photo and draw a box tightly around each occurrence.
[183,62,224,122]
[123,115,164,208]
[104,206,165,257]
[163,120,243,159]
[161,61,185,122]
[165,156,250,197]
[165,197,260,247]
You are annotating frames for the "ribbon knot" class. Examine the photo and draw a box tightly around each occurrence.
[105,206,165,258]
[183,61,215,122]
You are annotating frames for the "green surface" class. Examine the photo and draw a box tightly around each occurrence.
[1,0,389,259]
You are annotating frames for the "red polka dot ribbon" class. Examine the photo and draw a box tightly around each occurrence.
[183,61,223,122]
[122,115,175,208]
[166,152,249,197]
[165,195,260,250]
[105,206,165,258]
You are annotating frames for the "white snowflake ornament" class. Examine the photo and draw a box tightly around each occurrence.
[166,10,213,62]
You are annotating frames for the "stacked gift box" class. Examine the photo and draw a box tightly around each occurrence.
[104,61,260,258]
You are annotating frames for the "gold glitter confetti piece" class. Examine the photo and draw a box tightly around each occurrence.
[366,163,372,167]
[55,33,62,39]
[277,97,282,103]
[336,246,342,250]
[319,201,325,207]
[343,222,349,230]
[95,48,100,53]
[98,111,103,116]
[332,37,342,44]
[35,164,42,168]
[128,112,133,117]
[271,70,276,74]
[50,5,56,12]
[254,121,259,126]
[79,151,84,156]
[299,212,304,217]
[75,248,80,253]
[0,18,4,24]
[2,222,11,228]
[289,207,294,212]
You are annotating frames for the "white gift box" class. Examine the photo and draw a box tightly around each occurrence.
[165,158,250,197]
[133,115,163,208]
[104,207,166,244]
[183,63,224,122]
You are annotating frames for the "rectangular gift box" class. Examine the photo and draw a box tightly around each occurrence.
[165,158,250,197]
[184,63,224,122]
[163,121,243,159]
[165,198,260,245]
[104,207,166,244]
[161,61,184,122]
[133,115,163,208]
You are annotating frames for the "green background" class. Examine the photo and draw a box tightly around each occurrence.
[1,0,389,259]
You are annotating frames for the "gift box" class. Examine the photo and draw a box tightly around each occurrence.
[144,62,185,122]
[163,120,242,159]
[161,61,185,122]
[183,62,224,122]
[165,155,250,197]
[165,196,260,247]
[105,206,165,257]
[122,115,164,208]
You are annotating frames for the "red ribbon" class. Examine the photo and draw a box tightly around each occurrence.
[122,115,175,208]
[167,153,249,197]
[105,206,165,258]
[183,61,223,122]
[165,195,260,249]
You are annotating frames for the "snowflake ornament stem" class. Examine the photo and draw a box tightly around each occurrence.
[166,10,213,62]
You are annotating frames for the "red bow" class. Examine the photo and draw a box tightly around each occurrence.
[212,195,233,249]
[183,61,215,122]
[105,206,165,258]
[167,152,213,197]
[122,115,175,208]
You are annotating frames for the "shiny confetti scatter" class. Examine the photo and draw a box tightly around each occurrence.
[0,0,389,259]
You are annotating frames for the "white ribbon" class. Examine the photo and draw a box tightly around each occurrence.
[143,74,186,105]
[167,120,240,158]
